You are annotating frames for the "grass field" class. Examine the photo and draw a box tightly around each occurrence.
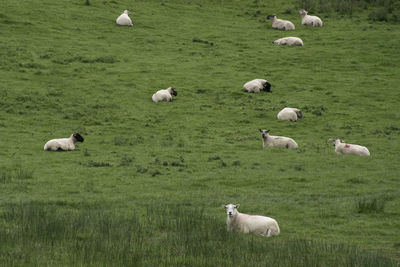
[1,0,400,265]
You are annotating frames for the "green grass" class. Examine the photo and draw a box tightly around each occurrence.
[1,0,400,265]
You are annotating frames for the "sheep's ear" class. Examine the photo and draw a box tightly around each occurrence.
[259,129,263,133]
[222,205,227,209]
[235,204,240,208]
[266,130,270,133]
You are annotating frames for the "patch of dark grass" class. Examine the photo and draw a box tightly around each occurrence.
[87,161,112,167]
[0,171,12,184]
[136,165,148,173]
[208,155,221,161]
[119,154,134,167]
[192,37,214,46]
[14,168,34,180]
[355,197,386,213]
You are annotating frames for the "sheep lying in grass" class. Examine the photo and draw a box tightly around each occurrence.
[243,79,271,93]
[299,9,322,27]
[44,133,84,151]
[266,14,295,30]
[259,129,298,149]
[223,204,280,237]
[152,87,178,102]
[277,107,303,121]
[116,10,133,26]
[330,138,370,156]
[273,37,303,46]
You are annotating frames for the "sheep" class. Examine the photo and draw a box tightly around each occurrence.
[116,10,133,27]
[44,133,84,151]
[223,204,280,237]
[266,14,295,31]
[299,10,322,27]
[330,138,370,156]
[273,37,303,46]
[243,79,271,93]
[152,87,178,102]
[259,129,298,149]
[277,107,303,122]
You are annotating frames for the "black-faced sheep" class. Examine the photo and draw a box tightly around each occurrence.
[44,133,84,151]
[152,87,178,102]
[243,79,271,93]
[277,107,303,121]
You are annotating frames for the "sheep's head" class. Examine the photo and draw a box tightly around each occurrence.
[296,110,303,119]
[299,9,307,15]
[124,10,130,15]
[170,87,178,96]
[263,81,272,92]
[73,133,84,142]
[329,138,341,147]
[224,204,240,217]
[266,14,276,20]
[259,129,270,138]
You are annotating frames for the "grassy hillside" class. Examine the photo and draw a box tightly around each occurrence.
[1,0,399,265]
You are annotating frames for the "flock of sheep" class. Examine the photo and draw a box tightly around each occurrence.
[43,7,371,238]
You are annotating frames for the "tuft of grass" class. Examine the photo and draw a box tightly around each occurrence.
[355,197,386,213]
[87,161,112,168]
[14,168,34,180]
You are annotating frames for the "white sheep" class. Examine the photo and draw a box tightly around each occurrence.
[243,79,271,93]
[152,87,178,102]
[259,129,298,149]
[277,107,303,122]
[266,14,295,30]
[116,10,133,27]
[44,133,84,151]
[273,37,303,46]
[223,204,280,237]
[299,9,322,27]
[330,138,370,156]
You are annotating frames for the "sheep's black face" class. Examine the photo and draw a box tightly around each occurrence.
[74,133,84,142]
[297,110,303,118]
[171,88,177,96]
[266,14,275,20]
[263,82,271,92]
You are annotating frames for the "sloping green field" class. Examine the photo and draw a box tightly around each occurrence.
[0,0,399,265]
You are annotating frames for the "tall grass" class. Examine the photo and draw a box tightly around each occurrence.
[297,0,400,21]
[0,203,396,266]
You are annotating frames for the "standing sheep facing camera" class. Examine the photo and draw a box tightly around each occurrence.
[259,129,298,149]
[223,204,280,237]
[44,133,84,151]
[116,10,133,26]
[330,138,370,156]
[243,79,271,93]
[266,14,295,30]
[273,37,303,46]
[152,87,178,102]
[277,107,303,121]
[299,9,322,27]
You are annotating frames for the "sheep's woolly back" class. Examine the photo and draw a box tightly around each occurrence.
[332,139,370,156]
[152,87,177,102]
[299,10,323,27]
[267,15,295,30]
[116,10,133,26]
[273,37,303,46]
[224,204,280,237]
[44,133,84,151]
[259,129,298,149]
[243,79,271,93]
[277,107,302,121]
